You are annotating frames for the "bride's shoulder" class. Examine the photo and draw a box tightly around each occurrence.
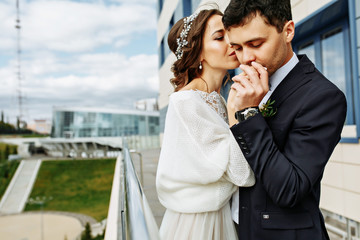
[170,90,198,102]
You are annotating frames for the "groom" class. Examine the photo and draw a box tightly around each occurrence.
[223,0,347,239]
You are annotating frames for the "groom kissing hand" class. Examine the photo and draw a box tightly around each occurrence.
[223,0,347,240]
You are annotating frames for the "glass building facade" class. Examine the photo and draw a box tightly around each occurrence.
[51,107,159,138]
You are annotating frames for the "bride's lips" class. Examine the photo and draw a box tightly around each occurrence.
[229,51,236,56]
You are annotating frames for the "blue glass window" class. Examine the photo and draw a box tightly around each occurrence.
[191,0,201,13]
[295,24,353,125]
[298,41,315,64]
[292,0,360,141]
[159,39,165,67]
[157,0,164,18]
[182,0,191,16]
[321,28,347,94]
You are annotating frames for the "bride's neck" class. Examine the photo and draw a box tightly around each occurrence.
[198,68,227,93]
[179,68,227,93]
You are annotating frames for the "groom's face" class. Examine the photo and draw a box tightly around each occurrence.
[226,13,294,76]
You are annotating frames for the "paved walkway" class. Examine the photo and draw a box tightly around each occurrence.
[0,160,41,214]
[131,148,165,227]
[0,212,83,240]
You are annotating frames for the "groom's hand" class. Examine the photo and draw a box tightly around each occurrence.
[231,61,269,111]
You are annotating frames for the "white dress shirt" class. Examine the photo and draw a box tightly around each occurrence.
[231,53,299,224]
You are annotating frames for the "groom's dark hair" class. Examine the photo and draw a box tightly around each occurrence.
[222,0,292,33]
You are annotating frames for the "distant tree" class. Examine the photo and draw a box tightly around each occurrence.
[1,111,4,123]
[81,222,92,240]
[0,122,16,134]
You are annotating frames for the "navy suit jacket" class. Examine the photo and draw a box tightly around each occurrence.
[231,55,347,240]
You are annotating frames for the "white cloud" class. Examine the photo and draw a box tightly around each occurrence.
[0,2,17,53]
[0,0,159,124]
[1,0,157,52]
[0,52,159,121]
[111,0,157,4]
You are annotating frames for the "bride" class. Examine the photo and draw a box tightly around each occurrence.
[156,8,255,240]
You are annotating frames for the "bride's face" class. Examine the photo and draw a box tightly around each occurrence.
[201,14,239,70]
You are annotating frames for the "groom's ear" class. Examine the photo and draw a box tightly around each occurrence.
[284,20,295,43]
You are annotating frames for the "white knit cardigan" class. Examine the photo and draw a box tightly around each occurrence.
[156,90,255,213]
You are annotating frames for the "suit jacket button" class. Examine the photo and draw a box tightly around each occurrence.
[237,135,244,140]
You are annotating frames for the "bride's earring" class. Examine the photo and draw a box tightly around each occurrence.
[199,61,202,70]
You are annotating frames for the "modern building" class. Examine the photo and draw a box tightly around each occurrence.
[157,0,360,237]
[51,106,159,138]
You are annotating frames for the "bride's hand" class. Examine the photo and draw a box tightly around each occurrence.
[227,88,238,127]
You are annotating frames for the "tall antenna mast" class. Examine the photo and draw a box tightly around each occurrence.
[15,0,24,128]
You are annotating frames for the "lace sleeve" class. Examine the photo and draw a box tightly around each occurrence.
[195,90,229,124]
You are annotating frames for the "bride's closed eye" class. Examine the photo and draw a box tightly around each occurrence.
[213,33,224,41]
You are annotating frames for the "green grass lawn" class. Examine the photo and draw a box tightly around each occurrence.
[24,159,116,221]
[0,161,20,201]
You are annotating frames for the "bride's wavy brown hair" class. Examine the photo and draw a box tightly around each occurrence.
[168,9,223,92]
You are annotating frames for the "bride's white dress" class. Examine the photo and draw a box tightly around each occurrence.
[156,90,255,240]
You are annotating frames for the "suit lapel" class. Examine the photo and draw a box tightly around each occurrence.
[269,55,315,109]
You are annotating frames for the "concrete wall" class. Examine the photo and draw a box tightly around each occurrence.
[321,143,360,222]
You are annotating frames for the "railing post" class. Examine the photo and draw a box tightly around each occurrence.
[129,150,144,186]
[347,218,351,240]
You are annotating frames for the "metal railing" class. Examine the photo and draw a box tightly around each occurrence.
[105,143,159,240]
[322,209,360,240]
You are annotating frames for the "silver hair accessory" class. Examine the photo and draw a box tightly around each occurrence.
[175,12,199,60]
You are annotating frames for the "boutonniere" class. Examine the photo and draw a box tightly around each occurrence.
[259,99,277,117]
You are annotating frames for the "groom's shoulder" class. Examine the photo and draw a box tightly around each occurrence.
[296,55,343,93]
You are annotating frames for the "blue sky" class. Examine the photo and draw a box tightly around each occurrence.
[0,0,159,124]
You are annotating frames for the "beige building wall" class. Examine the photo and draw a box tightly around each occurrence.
[322,143,360,222]
[291,0,333,23]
